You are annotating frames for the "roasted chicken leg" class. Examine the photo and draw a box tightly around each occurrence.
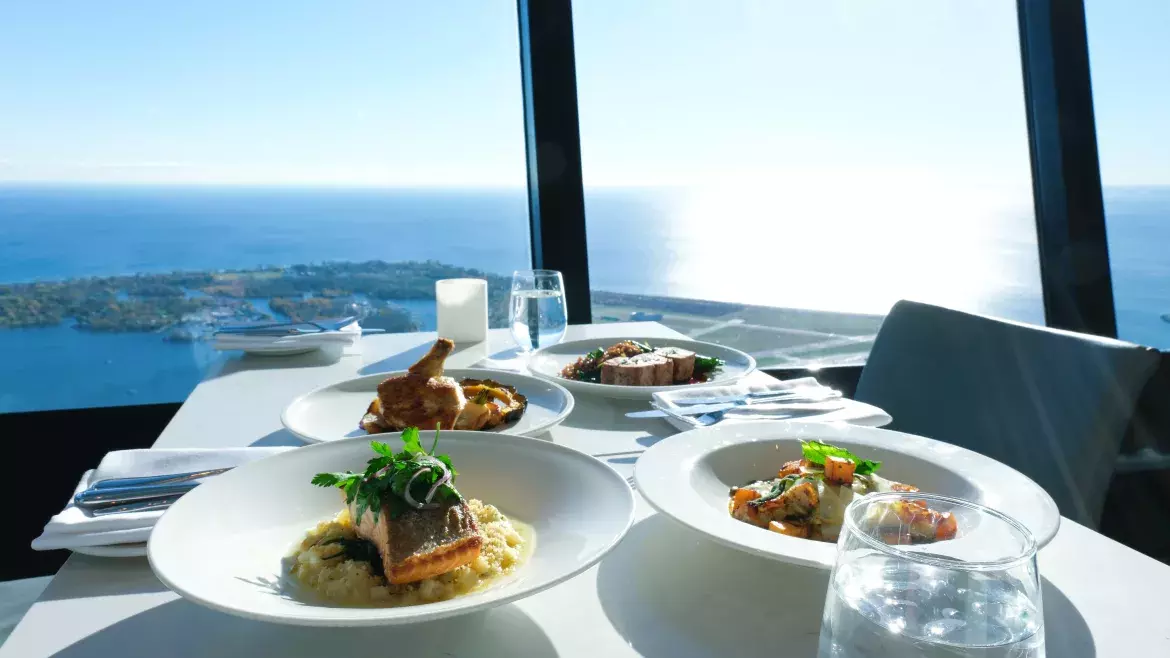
[375,339,466,430]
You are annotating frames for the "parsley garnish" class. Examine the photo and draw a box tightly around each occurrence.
[311,427,461,524]
[629,340,654,353]
[693,355,725,375]
[799,440,882,475]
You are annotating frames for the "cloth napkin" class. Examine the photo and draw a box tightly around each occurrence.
[31,447,291,551]
[213,321,362,354]
[653,377,892,431]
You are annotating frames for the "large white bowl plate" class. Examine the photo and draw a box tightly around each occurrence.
[635,421,1060,569]
[149,432,635,626]
[527,336,756,400]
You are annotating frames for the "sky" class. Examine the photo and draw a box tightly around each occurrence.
[0,0,1164,188]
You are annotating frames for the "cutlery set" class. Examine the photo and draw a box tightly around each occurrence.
[215,316,386,337]
[626,387,843,427]
[73,467,233,515]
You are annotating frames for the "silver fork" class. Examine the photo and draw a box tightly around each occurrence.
[651,402,708,427]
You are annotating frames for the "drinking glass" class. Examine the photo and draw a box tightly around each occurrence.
[509,270,567,351]
[819,492,1044,658]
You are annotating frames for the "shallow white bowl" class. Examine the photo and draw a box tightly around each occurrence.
[634,421,1060,569]
[149,432,634,626]
[281,368,575,443]
[527,336,756,400]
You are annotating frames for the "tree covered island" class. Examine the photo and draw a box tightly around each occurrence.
[0,260,512,340]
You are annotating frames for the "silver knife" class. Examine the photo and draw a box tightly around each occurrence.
[88,495,183,516]
[671,389,841,406]
[626,401,845,419]
[89,467,232,490]
[75,481,202,509]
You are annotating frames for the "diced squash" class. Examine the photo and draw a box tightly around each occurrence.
[731,499,765,527]
[758,480,819,518]
[824,456,856,484]
[730,488,760,511]
[935,512,958,541]
[768,520,810,538]
[777,459,803,478]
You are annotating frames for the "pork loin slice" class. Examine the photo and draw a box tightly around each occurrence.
[600,353,672,386]
[653,347,696,383]
[348,496,483,585]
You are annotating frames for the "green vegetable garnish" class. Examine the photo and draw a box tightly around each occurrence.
[748,474,802,507]
[800,440,882,475]
[693,355,725,375]
[311,427,461,523]
[320,537,384,577]
[629,340,653,353]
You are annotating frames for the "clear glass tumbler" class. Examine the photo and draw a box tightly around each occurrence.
[509,269,567,351]
[819,492,1044,658]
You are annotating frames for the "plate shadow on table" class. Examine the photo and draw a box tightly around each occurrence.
[1042,576,1095,657]
[249,429,308,448]
[39,556,169,603]
[47,600,557,658]
[596,514,828,657]
[205,348,346,381]
[559,394,672,440]
[358,340,441,376]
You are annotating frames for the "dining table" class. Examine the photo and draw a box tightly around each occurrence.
[4,321,1168,657]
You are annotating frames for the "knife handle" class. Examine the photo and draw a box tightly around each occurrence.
[75,482,201,508]
[89,467,232,490]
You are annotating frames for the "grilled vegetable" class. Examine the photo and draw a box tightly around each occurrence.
[768,520,810,538]
[824,456,856,484]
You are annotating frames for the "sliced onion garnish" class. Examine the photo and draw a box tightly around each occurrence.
[426,467,452,504]
[403,467,434,509]
[402,458,451,510]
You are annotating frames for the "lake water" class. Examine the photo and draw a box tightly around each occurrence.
[0,184,1166,412]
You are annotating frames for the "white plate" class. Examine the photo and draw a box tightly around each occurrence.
[527,336,756,399]
[72,542,148,558]
[281,368,575,443]
[241,346,320,356]
[634,421,1060,569]
[148,432,635,627]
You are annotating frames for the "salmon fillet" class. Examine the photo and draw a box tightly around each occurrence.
[348,497,483,585]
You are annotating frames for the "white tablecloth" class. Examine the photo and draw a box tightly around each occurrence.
[3,322,1167,657]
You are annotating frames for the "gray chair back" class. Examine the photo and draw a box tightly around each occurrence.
[855,300,1159,527]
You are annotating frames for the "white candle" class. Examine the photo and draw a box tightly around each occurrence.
[435,278,488,343]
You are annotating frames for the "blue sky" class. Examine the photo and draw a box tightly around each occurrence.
[0,0,1164,187]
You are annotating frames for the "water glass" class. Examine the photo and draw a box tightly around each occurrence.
[509,270,567,351]
[819,492,1044,658]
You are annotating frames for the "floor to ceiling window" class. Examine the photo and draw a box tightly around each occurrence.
[0,1,530,413]
[1085,0,1170,350]
[572,0,1044,368]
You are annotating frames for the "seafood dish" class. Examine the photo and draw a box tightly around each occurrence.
[360,338,528,433]
[560,340,725,386]
[292,428,530,606]
[728,440,958,544]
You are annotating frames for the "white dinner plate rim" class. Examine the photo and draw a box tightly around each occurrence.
[71,542,148,558]
[526,336,757,399]
[280,368,576,443]
[634,421,1061,569]
[148,432,636,626]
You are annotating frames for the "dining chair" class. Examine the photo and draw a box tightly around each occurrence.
[854,300,1160,528]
